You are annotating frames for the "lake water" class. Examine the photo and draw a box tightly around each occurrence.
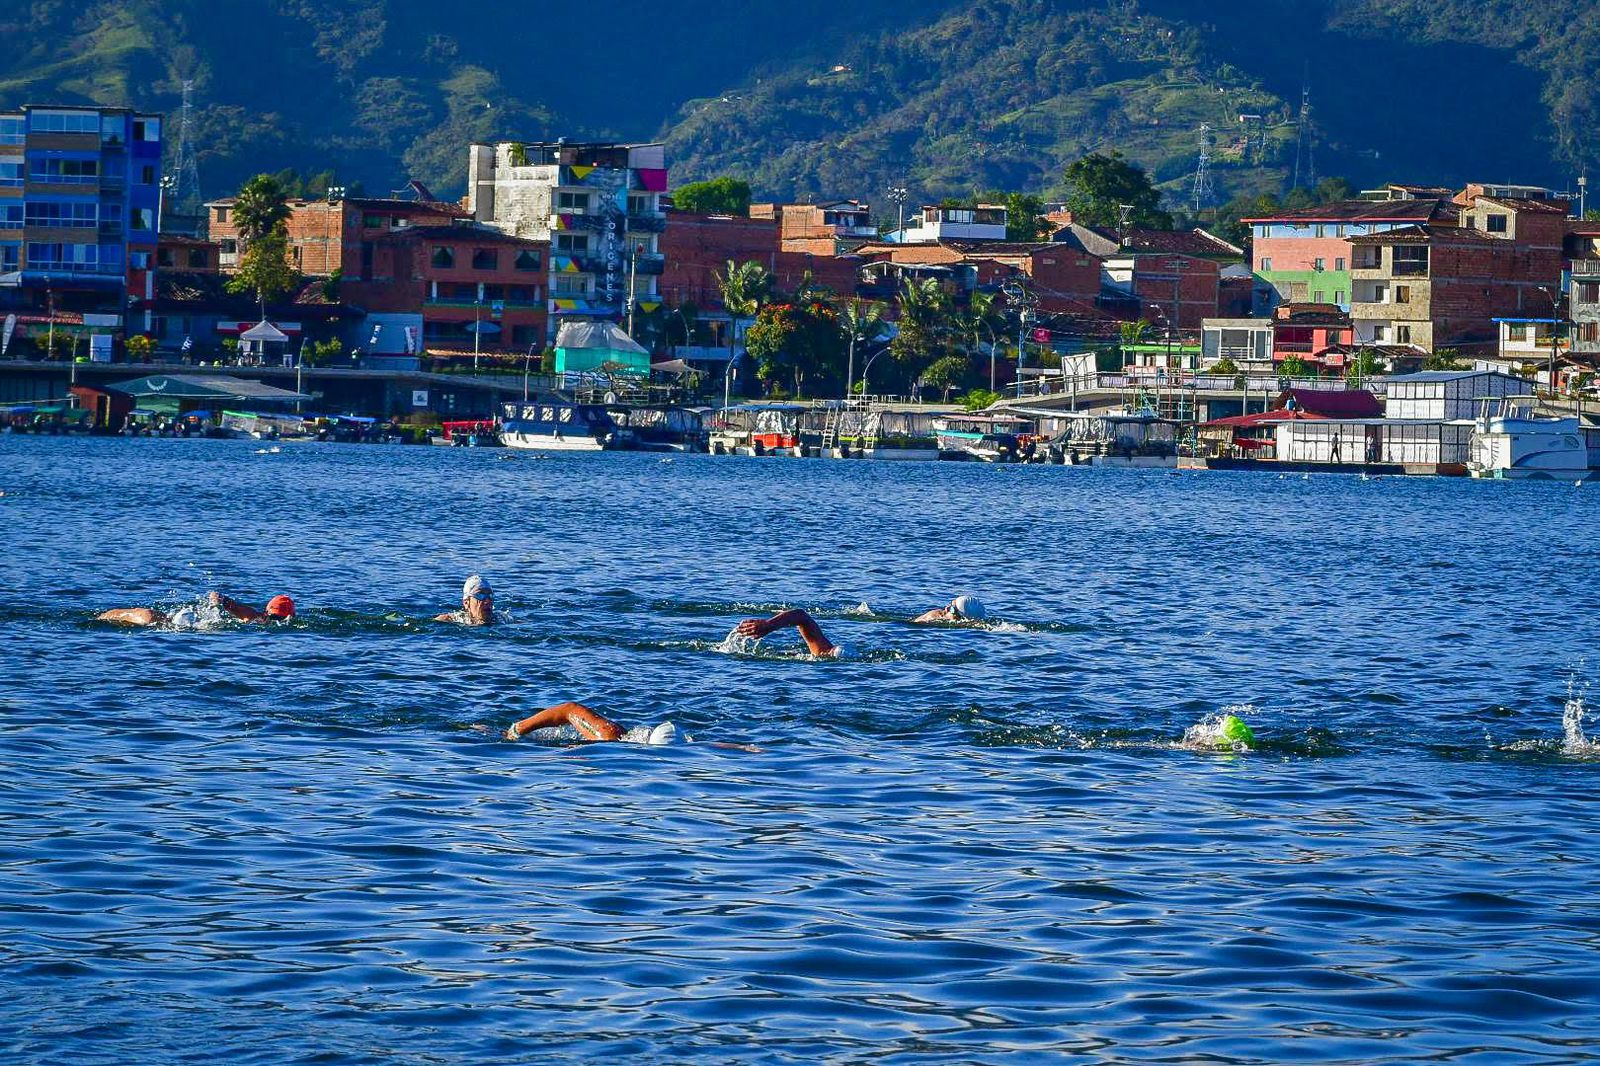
[3,436,1599,1063]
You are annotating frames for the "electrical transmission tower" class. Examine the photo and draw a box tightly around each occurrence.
[1191,123,1215,213]
[170,80,203,212]
[1291,79,1315,192]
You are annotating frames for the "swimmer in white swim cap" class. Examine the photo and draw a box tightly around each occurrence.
[435,574,496,626]
[912,595,988,624]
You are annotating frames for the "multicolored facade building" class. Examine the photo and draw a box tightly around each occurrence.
[0,103,163,356]
[466,141,668,340]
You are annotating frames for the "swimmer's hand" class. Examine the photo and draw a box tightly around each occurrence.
[734,617,779,640]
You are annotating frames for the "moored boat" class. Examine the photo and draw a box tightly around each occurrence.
[1468,396,1588,479]
[500,401,623,451]
[932,412,1035,462]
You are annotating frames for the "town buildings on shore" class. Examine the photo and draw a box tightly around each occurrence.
[4,95,1598,420]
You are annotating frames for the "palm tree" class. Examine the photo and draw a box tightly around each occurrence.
[893,277,955,394]
[963,290,1005,390]
[842,299,888,400]
[233,174,291,246]
[715,260,772,404]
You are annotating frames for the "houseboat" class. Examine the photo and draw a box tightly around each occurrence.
[500,401,623,452]
[933,413,1036,462]
[1037,407,1178,467]
[606,405,708,452]
[710,403,809,455]
[1468,397,1588,479]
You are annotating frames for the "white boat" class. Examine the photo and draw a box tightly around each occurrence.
[932,413,1035,462]
[1468,396,1589,479]
[500,401,623,452]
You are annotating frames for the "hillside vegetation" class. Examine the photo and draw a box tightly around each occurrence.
[0,0,1590,212]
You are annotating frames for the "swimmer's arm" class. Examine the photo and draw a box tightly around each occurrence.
[910,608,951,624]
[735,609,838,658]
[210,591,266,623]
[506,702,624,742]
[433,611,459,623]
[97,607,162,626]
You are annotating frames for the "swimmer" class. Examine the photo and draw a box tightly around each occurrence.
[912,595,988,625]
[435,574,496,626]
[504,702,677,745]
[734,608,840,658]
[97,591,295,626]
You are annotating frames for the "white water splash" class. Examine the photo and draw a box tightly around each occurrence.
[1562,675,1598,755]
[1181,704,1259,753]
[844,601,874,617]
[161,599,230,632]
[986,621,1030,634]
[714,626,761,655]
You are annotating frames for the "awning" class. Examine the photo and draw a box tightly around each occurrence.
[109,374,311,402]
[240,319,290,343]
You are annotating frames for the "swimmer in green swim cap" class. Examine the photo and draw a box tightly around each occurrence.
[1218,714,1255,747]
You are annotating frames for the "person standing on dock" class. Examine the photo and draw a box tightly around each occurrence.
[435,574,498,626]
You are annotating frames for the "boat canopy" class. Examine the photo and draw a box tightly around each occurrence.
[554,320,650,376]
[109,375,310,403]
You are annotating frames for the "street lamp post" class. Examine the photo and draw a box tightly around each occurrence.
[1002,280,1037,399]
[888,185,908,242]
[859,346,889,401]
[473,282,483,373]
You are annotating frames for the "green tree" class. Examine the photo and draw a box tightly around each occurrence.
[124,334,155,361]
[1279,353,1310,379]
[716,260,773,388]
[962,289,1007,390]
[960,388,1002,411]
[842,299,890,399]
[233,174,292,245]
[1061,151,1172,231]
[996,191,1052,241]
[921,353,976,401]
[1423,347,1467,371]
[1210,354,1238,375]
[890,277,954,391]
[673,177,753,216]
[1346,349,1389,383]
[227,226,299,314]
[744,298,847,397]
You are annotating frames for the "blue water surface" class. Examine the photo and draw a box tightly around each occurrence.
[2,436,1599,1064]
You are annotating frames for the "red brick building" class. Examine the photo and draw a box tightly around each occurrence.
[853,240,1103,314]
[658,210,863,309]
[751,200,877,255]
[206,193,469,278]
[343,226,549,352]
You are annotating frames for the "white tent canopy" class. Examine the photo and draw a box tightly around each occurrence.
[554,320,648,357]
[240,319,290,343]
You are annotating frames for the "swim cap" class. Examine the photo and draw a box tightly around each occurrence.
[950,595,987,621]
[265,595,296,619]
[463,574,492,599]
[1218,714,1254,746]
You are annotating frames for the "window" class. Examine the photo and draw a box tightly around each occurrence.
[188,248,209,268]
[139,165,154,185]
[101,116,123,144]
[1354,247,1381,269]
[1575,281,1600,304]
[1334,257,1345,271]
[1396,325,1411,344]
[471,248,497,270]
[431,246,455,268]
[132,117,159,141]
[28,110,99,133]
[554,275,586,295]
[215,206,230,224]
[130,207,153,232]
[1289,283,1308,300]
[627,194,651,216]
[515,249,541,271]
[0,161,21,188]
[30,156,99,184]
[0,204,21,228]
[1393,247,1428,276]
[0,117,23,144]
[25,202,98,227]
[0,243,18,270]
[1486,214,1508,233]
[1259,257,1273,271]
[1313,291,1325,303]
[1507,324,1528,341]
[363,214,385,228]
[157,247,174,267]
[130,251,150,269]
[1314,257,1325,271]
[1334,290,1345,304]
[219,238,238,254]
[556,191,590,212]
[1581,322,1599,343]
[1394,285,1410,304]
[556,234,588,252]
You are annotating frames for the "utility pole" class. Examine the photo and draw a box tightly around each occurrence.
[1003,279,1037,399]
[1191,124,1215,214]
[473,282,482,372]
[627,240,641,335]
[888,185,908,242]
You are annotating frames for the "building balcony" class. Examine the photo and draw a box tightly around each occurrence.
[625,213,667,234]
[632,253,665,276]
[1572,259,1600,276]
[1392,263,1429,277]
[424,298,544,311]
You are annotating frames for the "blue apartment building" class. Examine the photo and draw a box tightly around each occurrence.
[0,104,163,357]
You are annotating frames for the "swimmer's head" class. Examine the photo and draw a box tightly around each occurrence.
[265,595,296,621]
[949,595,987,621]
[463,574,492,603]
